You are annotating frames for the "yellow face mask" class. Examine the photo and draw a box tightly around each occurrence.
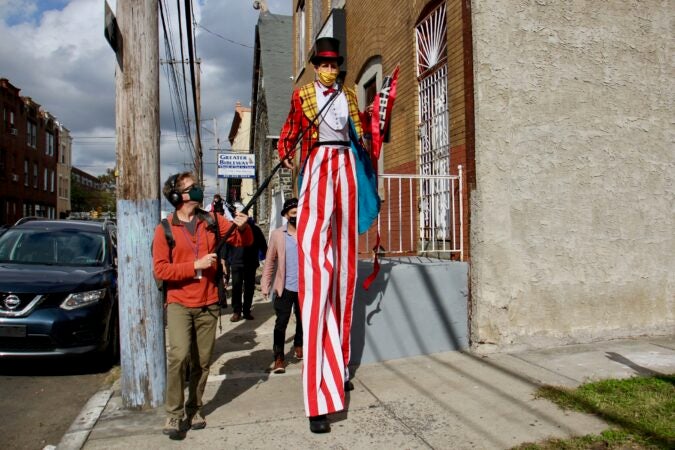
[317,70,338,87]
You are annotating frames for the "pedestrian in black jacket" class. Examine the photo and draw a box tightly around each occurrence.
[222,215,267,321]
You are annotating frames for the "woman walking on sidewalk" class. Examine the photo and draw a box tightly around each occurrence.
[261,198,303,374]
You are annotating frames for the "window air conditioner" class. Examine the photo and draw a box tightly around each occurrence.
[10,128,18,136]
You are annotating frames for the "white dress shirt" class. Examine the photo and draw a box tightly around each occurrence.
[315,82,349,144]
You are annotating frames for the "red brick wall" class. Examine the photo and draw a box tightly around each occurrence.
[295,1,474,259]
[0,79,59,225]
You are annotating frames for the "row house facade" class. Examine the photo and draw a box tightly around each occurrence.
[250,11,294,234]
[269,1,672,352]
[56,125,72,218]
[69,166,105,216]
[0,78,62,225]
[71,166,103,190]
[285,0,471,262]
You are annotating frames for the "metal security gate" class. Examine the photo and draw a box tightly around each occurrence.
[416,3,452,253]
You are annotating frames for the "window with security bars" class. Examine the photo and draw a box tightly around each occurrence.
[415,2,452,247]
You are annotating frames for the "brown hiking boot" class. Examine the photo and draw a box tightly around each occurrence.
[189,411,206,430]
[273,356,285,374]
[163,416,184,440]
[230,312,241,322]
[294,346,303,360]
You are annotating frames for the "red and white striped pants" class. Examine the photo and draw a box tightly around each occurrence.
[297,145,358,417]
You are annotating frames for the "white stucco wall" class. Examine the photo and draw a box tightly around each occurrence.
[470,0,674,351]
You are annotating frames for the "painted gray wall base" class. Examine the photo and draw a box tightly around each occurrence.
[351,257,469,366]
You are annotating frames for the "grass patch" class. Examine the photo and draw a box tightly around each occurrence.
[513,374,674,450]
[514,429,656,449]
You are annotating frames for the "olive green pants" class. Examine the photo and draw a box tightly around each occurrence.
[165,302,219,419]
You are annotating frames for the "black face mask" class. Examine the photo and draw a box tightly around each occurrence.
[187,186,204,203]
[287,217,297,226]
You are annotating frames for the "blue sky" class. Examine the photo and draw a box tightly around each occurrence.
[3,0,69,26]
[1,0,292,203]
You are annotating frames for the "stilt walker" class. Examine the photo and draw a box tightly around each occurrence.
[278,37,376,434]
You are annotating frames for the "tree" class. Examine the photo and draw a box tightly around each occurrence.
[98,168,117,214]
[70,168,117,214]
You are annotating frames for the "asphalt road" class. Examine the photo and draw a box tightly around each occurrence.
[0,358,116,450]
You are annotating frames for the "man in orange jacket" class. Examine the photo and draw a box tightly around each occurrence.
[152,171,252,440]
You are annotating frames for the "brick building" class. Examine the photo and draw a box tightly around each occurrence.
[56,125,72,218]
[288,0,471,259]
[0,78,60,225]
[69,166,106,216]
[250,10,293,234]
[71,166,103,190]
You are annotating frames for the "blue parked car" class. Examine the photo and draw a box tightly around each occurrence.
[0,219,119,364]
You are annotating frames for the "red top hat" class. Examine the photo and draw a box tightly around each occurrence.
[310,37,344,65]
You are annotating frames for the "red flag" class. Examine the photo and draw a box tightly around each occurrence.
[362,65,399,290]
[361,233,381,291]
[371,65,399,160]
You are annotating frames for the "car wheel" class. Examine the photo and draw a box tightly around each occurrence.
[97,311,120,369]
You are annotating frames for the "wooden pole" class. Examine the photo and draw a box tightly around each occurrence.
[195,59,203,187]
[214,117,220,195]
[115,0,165,409]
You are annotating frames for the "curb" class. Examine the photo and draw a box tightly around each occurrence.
[55,388,114,450]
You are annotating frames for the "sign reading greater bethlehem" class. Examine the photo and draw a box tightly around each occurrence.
[218,153,256,179]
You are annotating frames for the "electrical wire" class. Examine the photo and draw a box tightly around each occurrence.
[161,0,192,148]
[176,0,191,136]
[184,0,202,181]
[159,0,195,159]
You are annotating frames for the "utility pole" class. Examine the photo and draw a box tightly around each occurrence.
[201,117,221,195]
[195,59,203,187]
[114,0,165,408]
[213,117,220,195]
[184,0,202,187]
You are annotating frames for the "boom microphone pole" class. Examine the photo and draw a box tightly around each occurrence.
[215,83,343,253]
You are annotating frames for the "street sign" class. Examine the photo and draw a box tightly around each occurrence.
[218,153,256,179]
[104,1,120,53]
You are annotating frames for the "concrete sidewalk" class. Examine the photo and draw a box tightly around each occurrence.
[68,295,675,450]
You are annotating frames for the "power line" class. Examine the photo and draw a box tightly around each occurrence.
[196,22,292,55]
[159,0,196,159]
[176,0,191,131]
[196,23,252,49]
[184,0,202,183]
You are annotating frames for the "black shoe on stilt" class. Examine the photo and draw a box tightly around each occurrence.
[309,414,330,433]
[344,380,354,391]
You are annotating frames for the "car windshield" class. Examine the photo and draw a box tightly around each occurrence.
[0,228,107,266]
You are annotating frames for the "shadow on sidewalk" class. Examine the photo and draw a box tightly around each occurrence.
[202,299,275,416]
